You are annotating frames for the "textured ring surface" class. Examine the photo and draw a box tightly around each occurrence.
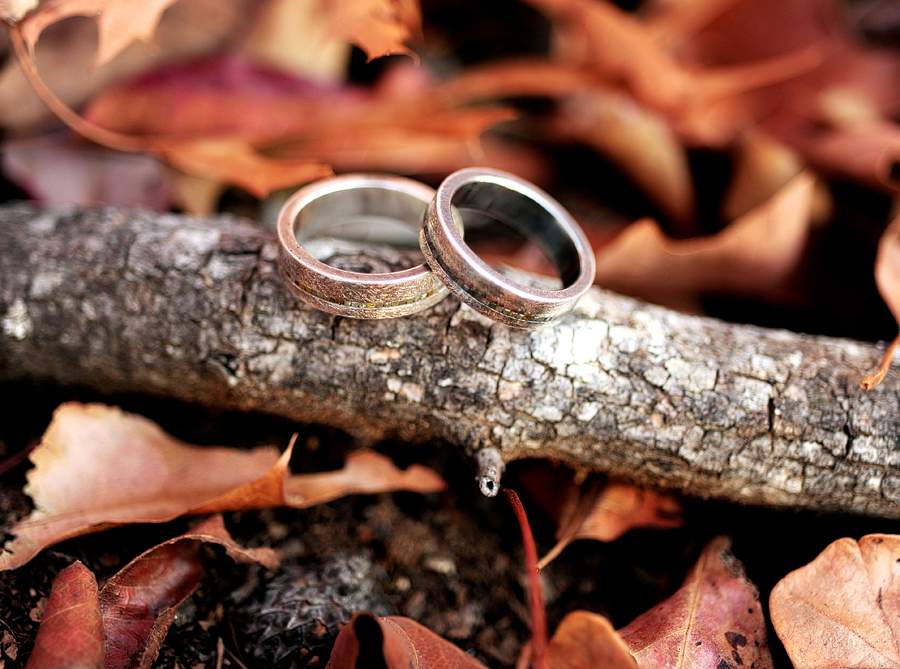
[277,174,449,318]
[420,167,595,328]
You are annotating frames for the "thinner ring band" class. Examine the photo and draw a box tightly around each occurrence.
[277,174,449,318]
[420,167,596,328]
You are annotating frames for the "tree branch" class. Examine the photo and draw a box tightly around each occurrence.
[1,203,898,517]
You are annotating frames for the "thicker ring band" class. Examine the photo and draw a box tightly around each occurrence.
[277,174,449,318]
[420,167,596,329]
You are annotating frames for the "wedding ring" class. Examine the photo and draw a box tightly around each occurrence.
[277,174,449,318]
[420,168,595,328]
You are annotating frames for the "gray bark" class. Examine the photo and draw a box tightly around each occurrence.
[1,203,898,517]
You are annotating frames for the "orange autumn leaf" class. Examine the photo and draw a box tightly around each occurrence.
[26,562,105,669]
[538,481,683,569]
[0,403,446,571]
[327,612,490,669]
[619,536,772,669]
[151,137,333,199]
[770,534,900,669]
[17,0,182,68]
[594,171,815,311]
[545,611,638,669]
[322,0,421,61]
[861,214,900,389]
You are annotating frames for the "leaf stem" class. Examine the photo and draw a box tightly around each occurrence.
[504,487,548,669]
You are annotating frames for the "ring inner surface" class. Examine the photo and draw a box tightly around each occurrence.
[297,187,425,249]
[452,181,581,287]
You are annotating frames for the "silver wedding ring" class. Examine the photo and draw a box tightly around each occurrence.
[277,174,449,318]
[277,169,595,327]
[420,168,595,328]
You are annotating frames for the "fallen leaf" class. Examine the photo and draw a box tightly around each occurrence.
[26,561,105,669]
[327,612,490,669]
[151,137,333,199]
[619,536,772,669]
[26,516,275,669]
[1,131,173,208]
[0,0,37,22]
[17,0,183,68]
[321,0,421,60]
[722,129,804,221]
[538,481,683,569]
[0,402,446,570]
[594,171,815,311]
[545,611,638,669]
[770,534,900,669]
[861,214,900,389]
[100,514,277,669]
[284,449,448,508]
[521,0,820,145]
[550,90,696,229]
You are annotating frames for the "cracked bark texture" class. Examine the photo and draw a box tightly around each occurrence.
[1,203,899,517]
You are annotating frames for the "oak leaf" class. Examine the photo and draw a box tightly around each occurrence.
[0,402,446,571]
[594,171,815,311]
[770,534,900,669]
[26,561,105,669]
[321,0,421,60]
[16,0,183,68]
[619,536,772,669]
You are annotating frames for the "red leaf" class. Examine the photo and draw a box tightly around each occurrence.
[99,515,277,669]
[26,562,104,669]
[327,612,490,669]
[619,536,772,669]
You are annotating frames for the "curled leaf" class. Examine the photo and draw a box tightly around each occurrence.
[538,481,683,569]
[619,536,772,669]
[770,534,900,669]
[26,562,105,669]
[100,515,277,669]
[0,403,446,570]
[17,0,182,68]
[327,612,490,669]
[594,171,815,311]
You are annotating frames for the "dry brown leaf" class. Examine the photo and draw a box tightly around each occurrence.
[550,90,696,229]
[100,514,277,668]
[284,449,448,508]
[594,171,815,311]
[321,0,420,60]
[0,0,256,131]
[770,534,900,668]
[722,129,805,221]
[152,137,333,198]
[619,536,772,669]
[27,516,276,669]
[0,0,37,22]
[521,0,820,145]
[861,214,900,389]
[26,561,105,669]
[538,481,683,569]
[18,0,182,68]
[0,403,446,571]
[327,612,490,669]
[545,611,638,669]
